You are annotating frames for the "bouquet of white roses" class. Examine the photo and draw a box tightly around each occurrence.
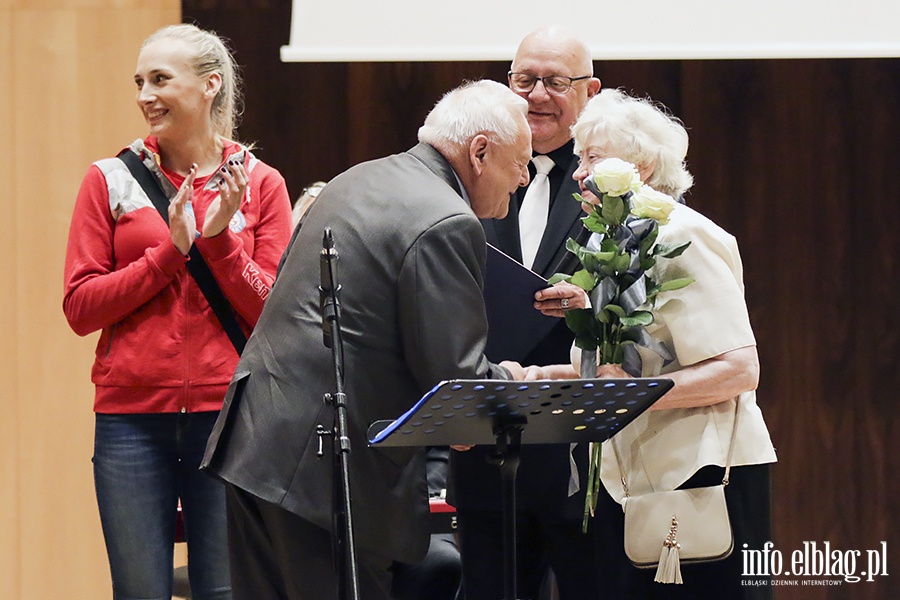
[548,157,694,528]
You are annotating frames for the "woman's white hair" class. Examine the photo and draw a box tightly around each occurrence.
[572,89,693,197]
[418,80,528,153]
[143,24,242,141]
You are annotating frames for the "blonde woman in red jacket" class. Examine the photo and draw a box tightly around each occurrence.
[63,24,292,599]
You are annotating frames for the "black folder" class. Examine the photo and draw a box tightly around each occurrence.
[483,244,559,363]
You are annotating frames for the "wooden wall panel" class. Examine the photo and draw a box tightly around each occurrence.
[14,13,118,597]
[13,15,98,597]
[679,59,900,599]
[4,3,179,599]
[1,6,19,600]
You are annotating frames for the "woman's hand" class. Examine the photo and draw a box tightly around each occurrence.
[169,164,198,255]
[534,282,588,317]
[202,159,248,238]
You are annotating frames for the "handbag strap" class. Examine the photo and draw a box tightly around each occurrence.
[117,149,247,355]
[613,396,742,497]
[722,398,741,485]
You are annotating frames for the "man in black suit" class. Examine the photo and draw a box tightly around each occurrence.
[450,26,603,600]
[201,80,532,600]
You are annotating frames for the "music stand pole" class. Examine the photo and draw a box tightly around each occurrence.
[319,228,360,600]
[488,422,524,600]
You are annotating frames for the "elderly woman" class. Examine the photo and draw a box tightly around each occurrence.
[528,88,777,599]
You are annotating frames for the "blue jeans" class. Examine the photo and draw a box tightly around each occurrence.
[93,412,231,600]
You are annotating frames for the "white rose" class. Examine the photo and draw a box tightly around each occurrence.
[590,158,642,197]
[630,185,677,225]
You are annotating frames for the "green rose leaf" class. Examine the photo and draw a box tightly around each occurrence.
[655,240,692,259]
[565,238,585,254]
[619,310,654,327]
[575,336,599,351]
[592,249,618,264]
[565,240,600,273]
[566,309,601,350]
[581,252,605,273]
[604,303,627,318]
[547,273,571,285]
[569,269,598,291]
[639,256,657,271]
[639,224,660,257]
[592,239,621,269]
[581,211,608,234]
[599,237,620,253]
[601,194,626,227]
[611,252,633,272]
[656,277,695,292]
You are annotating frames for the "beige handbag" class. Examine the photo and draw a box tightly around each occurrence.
[615,400,740,584]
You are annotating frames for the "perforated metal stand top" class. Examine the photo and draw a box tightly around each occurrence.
[368,378,672,448]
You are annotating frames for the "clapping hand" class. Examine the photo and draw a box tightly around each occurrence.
[203,159,248,238]
[169,164,198,255]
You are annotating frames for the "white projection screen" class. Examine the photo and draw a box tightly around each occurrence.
[281,0,900,62]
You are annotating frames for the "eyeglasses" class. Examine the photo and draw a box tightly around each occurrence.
[508,71,592,95]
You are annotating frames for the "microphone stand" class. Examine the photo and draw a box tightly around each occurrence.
[317,227,360,600]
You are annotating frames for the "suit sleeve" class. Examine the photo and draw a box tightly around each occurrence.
[397,213,510,392]
[193,163,293,328]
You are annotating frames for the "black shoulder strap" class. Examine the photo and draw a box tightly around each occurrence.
[117,149,247,354]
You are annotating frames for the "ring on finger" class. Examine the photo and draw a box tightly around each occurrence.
[560,298,570,309]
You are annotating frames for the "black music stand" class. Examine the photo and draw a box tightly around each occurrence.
[368,378,673,600]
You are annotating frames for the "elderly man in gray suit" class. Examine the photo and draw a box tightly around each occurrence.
[201,80,531,600]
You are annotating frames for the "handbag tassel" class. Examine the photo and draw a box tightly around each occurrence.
[654,515,683,584]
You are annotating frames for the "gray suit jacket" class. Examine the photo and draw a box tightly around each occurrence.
[202,143,510,564]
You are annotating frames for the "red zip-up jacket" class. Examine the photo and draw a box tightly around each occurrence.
[63,137,292,414]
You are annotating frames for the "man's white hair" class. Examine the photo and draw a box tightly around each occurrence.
[418,80,528,152]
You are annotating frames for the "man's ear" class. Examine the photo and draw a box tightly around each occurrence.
[468,134,490,175]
